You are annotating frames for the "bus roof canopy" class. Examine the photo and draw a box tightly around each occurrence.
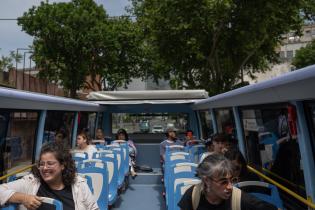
[87,90,208,105]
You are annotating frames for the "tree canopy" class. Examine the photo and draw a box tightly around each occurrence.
[18,0,144,98]
[292,39,315,69]
[131,0,315,95]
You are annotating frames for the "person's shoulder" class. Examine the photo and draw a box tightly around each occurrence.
[160,139,168,145]
[88,144,97,150]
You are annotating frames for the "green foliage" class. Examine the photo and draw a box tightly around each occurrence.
[18,0,144,97]
[131,0,314,95]
[292,39,315,69]
[0,50,22,72]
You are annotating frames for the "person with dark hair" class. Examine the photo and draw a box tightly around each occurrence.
[178,153,276,210]
[115,128,138,178]
[184,130,198,146]
[54,129,69,148]
[76,132,97,159]
[0,142,98,210]
[199,133,230,163]
[224,148,259,182]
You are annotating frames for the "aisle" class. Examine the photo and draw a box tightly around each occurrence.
[112,168,165,210]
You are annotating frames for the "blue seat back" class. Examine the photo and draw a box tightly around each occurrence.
[185,144,205,163]
[77,160,109,210]
[235,181,284,209]
[173,179,201,210]
[91,153,119,205]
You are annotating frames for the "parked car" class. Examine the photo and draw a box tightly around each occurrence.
[151,125,164,133]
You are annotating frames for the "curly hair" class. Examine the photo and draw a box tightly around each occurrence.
[32,142,76,186]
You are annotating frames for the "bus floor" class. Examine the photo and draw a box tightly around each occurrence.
[112,168,165,210]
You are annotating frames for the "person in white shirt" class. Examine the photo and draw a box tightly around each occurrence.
[0,142,98,210]
[76,132,97,159]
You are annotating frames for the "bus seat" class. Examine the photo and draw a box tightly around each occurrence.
[173,179,201,210]
[90,154,119,206]
[185,145,205,163]
[167,170,196,209]
[78,173,94,194]
[235,181,284,209]
[0,197,63,210]
[77,160,109,210]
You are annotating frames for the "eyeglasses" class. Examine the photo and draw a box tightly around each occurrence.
[37,161,58,169]
[209,176,240,186]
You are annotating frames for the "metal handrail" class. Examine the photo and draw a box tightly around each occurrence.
[247,165,315,209]
[0,164,34,181]
[261,167,305,190]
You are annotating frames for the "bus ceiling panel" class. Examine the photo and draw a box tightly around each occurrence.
[93,99,200,105]
[87,89,208,101]
[102,103,195,113]
[192,65,315,110]
[0,87,103,112]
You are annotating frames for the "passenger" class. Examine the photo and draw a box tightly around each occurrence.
[160,127,184,164]
[199,133,229,163]
[184,130,198,146]
[54,129,69,149]
[115,128,138,178]
[199,138,215,163]
[95,128,106,145]
[211,133,230,154]
[224,148,259,182]
[76,132,97,159]
[178,153,277,210]
[0,142,98,210]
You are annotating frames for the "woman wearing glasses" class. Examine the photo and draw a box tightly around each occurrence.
[178,153,276,210]
[0,142,98,210]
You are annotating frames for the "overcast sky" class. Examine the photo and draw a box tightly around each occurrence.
[0,0,130,59]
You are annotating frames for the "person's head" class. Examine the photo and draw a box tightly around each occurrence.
[224,148,247,179]
[76,132,90,149]
[55,129,66,144]
[96,128,105,140]
[223,135,238,153]
[205,137,214,152]
[211,133,229,154]
[32,142,76,187]
[197,153,235,202]
[166,128,176,140]
[185,130,194,140]
[116,128,129,141]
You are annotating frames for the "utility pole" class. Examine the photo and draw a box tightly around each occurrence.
[15,48,30,88]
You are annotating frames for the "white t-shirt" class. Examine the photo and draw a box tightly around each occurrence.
[82,145,97,159]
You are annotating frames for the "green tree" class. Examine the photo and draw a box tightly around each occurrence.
[18,0,144,97]
[292,39,315,69]
[0,50,22,72]
[131,0,315,95]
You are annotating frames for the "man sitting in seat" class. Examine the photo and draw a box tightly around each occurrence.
[159,127,184,165]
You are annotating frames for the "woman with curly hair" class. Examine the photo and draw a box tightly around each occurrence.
[0,142,99,210]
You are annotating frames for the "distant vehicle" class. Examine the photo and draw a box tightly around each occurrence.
[165,123,179,132]
[166,123,175,128]
[151,125,164,133]
[139,120,150,133]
